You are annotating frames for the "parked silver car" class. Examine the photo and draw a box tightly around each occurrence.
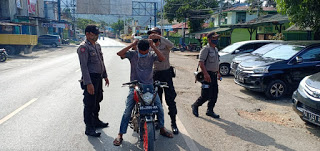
[292,72,320,126]
[219,40,281,76]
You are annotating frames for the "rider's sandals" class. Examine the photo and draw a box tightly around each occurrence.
[113,137,123,146]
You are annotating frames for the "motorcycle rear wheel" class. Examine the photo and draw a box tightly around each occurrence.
[143,122,155,151]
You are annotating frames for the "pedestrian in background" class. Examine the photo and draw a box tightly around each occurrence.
[77,25,110,137]
[148,27,179,134]
[191,32,221,118]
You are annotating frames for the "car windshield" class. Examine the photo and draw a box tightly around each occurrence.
[252,44,280,55]
[262,45,305,60]
[220,42,243,53]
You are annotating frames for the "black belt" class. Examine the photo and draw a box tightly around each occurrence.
[154,68,170,73]
[208,71,218,74]
[90,73,102,78]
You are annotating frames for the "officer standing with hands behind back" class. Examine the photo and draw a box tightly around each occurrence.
[192,32,221,118]
[77,25,110,137]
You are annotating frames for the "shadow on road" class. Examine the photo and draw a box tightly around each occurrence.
[199,117,295,151]
[305,123,320,138]
[7,54,39,60]
[87,129,211,151]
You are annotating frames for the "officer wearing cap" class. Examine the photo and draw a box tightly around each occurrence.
[148,27,179,134]
[191,32,221,118]
[77,24,110,137]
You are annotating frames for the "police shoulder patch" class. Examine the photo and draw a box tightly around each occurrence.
[80,47,86,53]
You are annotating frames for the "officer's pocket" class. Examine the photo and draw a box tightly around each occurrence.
[89,51,99,62]
[208,52,216,63]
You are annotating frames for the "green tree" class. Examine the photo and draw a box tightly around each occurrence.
[246,0,276,16]
[164,0,217,32]
[110,19,124,36]
[77,18,96,32]
[276,0,320,39]
[62,8,72,21]
[99,21,108,31]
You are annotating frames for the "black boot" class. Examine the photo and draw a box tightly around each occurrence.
[206,111,220,118]
[170,115,179,135]
[95,119,109,128]
[85,126,101,137]
[191,104,199,117]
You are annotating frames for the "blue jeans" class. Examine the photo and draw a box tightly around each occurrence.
[119,84,165,134]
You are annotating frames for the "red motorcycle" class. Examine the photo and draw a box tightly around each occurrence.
[123,80,168,151]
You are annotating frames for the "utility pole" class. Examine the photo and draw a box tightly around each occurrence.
[154,3,157,27]
[72,0,76,40]
[58,0,61,22]
[160,0,164,35]
[218,0,223,27]
[150,17,152,30]
[57,0,61,38]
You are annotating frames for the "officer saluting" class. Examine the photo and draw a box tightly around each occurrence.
[77,24,110,137]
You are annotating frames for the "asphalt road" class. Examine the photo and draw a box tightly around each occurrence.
[0,37,319,151]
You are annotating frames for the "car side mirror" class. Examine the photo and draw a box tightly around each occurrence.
[296,56,303,63]
[234,50,240,54]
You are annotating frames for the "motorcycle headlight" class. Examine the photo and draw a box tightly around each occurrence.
[142,92,153,105]
[253,66,269,73]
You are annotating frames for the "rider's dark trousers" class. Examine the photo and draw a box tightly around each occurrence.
[193,71,218,112]
[154,68,177,117]
[83,73,103,129]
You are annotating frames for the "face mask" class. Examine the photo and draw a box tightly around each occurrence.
[211,39,219,45]
[138,52,148,58]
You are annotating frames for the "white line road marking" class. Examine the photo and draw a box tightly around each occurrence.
[164,104,199,151]
[0,98,38,125]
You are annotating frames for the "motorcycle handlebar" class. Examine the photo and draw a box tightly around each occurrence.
[122,80,169,88]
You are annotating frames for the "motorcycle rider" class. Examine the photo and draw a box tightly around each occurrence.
[113,39,173,146]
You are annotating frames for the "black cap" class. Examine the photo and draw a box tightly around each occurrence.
[147,27,161,35]
[85,24,102,35]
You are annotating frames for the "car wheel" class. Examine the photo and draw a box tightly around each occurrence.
[265,80,287,100]
[219,64,230,76]
[51,43,58,47]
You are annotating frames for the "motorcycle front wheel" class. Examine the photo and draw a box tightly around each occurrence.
[143,122,155,151]
[0,54,7,62]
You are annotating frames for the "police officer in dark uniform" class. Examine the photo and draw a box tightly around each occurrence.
[191,32,221,118]
[77,25,110,137]
[148,27,179,134]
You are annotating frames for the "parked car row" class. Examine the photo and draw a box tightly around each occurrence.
[232,41,320,99]
[222,40,320,126]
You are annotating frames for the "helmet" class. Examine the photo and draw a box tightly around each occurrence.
[194,71,204,82]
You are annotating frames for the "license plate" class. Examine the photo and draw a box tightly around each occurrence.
[140,106,158,114]
[303,110,320,125]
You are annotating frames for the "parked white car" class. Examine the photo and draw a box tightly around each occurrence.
[218,40,281,76]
